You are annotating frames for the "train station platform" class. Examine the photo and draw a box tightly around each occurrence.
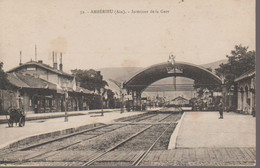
[168,111,256,149]
[0,110,145,149]
[0,109,121,124]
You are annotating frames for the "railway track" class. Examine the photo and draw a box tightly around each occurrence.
[0,113,157,155]
[132,122,176,166]
[0,112,182,166]
[83,120,177,166]
[0,124,108,156]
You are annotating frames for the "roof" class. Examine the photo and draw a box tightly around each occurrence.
[189,97,197,101]
[7,61,73,78]
[171,96,188,101]
[61,86,92,94]
[7,72,56,90]
[234,69,255,82]
[7,72,92,94]
[7,73,30,88]
[77,86,93,94]
[123,61,222,91]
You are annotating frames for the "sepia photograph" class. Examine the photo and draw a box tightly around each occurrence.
[0,0,256,167]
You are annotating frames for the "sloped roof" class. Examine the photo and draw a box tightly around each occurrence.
[62,86,92,94]
[7,61,73,78]
[77,86,93,94]
[7,73,30,88]
[7,72,56,90]
[7,71,93,95]
[234,69,255,82]
[171,96,188,101]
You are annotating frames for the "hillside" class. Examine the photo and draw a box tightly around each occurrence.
[98,67,143,82]
[98,67,144,93]
[201,59,227,73]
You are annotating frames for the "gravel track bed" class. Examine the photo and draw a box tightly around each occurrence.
[0,124,138,163]
[159,113,182,123]
[27,134,97,151]
[115,113,150,122]
[31,150,102,162]
[6,161,85,166]
[92,161,132,166]
[27,124,126,151]
[114,124,168,151]
[66,124,146,151]
[0,112,182,166]
[117,113,171,123]
[0,123,106,153]
[152,123,177,150]
[141,114,170,122]
[128,113,168,123]
[127,114,157,122]
[84,124,125,134]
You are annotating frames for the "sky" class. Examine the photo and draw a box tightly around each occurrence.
[0,0,255,72]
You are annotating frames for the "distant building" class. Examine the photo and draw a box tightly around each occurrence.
[2,56,93,113]
[234,69,255,115]
[170,96,189,106]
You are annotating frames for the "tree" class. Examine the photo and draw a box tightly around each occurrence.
[0,62,10,90]
[71,69,108,93]
[106,89,115,108]
[215,44,255,88]
[193,66,221,96]
[196,88,204,98]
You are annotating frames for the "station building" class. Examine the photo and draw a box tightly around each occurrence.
[170,96,189,107]
[234,69,255,115]
[1,54,94,113]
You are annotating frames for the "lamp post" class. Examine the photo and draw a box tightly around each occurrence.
[120,90,124,113]
[100,88,104,116]
[219,74,227,111]
[64,88,68,122]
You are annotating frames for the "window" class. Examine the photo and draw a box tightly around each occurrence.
[27,67,36,71]
[29,98,32,107]
[45,99,49,106]
[49,99,52,107]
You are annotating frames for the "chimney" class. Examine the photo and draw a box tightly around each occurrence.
[19,51,22,65]
[53,52,57,69]
[52,51,54,63]
[59,52,63,71]
[35,44,37,61]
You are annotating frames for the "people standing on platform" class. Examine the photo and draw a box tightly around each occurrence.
[218,98,224,119]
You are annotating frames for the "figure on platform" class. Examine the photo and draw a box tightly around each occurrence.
[218,98,224,119]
